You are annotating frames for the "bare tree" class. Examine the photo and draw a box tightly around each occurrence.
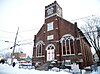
[81,15,100,62]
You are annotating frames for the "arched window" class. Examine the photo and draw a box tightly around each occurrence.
[48,45,54,50]
[60,34,75,56]
[36,41,44,57]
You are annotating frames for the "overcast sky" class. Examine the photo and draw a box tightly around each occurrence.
[0,0,100,56]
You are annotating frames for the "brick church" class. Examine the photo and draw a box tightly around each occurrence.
[32,1,93,68]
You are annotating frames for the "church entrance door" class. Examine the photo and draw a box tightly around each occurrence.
[46,44,55,61]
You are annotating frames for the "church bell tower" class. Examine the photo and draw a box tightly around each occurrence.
[45,1,63,19]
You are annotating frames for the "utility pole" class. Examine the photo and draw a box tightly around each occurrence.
[97,27,100,49]
[11,27,19,64]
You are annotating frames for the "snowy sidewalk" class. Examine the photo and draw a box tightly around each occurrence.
[0,64,100,74]
[0,64,71,74]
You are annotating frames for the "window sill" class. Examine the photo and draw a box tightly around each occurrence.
[62,54,75,56]
[36,55,45,58]
[57,54,60,56]
[78,53,82,55]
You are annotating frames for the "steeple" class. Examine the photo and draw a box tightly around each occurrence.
[45,1,63,19]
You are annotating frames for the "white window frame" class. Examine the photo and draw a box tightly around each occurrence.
[60,34,75,56]
[36,44,42,57]
[47,35,54,40]
[36,41,44,57]
[47,7,54,15]
[47,22,54,31]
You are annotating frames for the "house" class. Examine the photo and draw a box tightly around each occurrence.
[93,53,99,63]
[32,1,93,69]
[20,53,26,59]
[11,52,26,61]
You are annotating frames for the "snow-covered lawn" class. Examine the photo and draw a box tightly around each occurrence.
[0,64,71,74]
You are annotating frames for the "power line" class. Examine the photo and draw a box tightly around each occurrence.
[17,38,33,42]
[0,30,15,33]
[0,29,98,52]
[0,36,14,39]
[18,42,33,46]
[0,15,98,35]
[70,15,95,21]
[17,34,33,43]
[0,39,14,43]
[0,46,12,52]
[0,27,39,34]
[19,27,39,33]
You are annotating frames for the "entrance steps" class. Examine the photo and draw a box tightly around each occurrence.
[36,61,51,71]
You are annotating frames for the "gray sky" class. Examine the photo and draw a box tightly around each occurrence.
[0,0,100,56]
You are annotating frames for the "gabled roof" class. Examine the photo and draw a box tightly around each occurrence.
[36,24,45,35]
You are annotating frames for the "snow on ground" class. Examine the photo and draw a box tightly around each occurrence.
[0,64,71,74]
[0,63,100,74]
[82,66,100,74]
[91,66,100,74]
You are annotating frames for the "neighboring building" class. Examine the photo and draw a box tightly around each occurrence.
[20,53,26,59]
[11,52,26,61]
[26,56,32,63]
[11,52,20,60]
[93,53,99,63]
[32,1,93,68]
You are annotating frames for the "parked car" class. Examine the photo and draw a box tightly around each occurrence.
[19,60,33,69]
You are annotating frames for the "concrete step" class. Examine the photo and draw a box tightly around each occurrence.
[36,61,51,71]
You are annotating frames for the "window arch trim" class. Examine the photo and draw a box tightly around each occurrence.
[36,40,45,47]
[60,34,75,43]
[45,44,55,50]
[36,40,44,57]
